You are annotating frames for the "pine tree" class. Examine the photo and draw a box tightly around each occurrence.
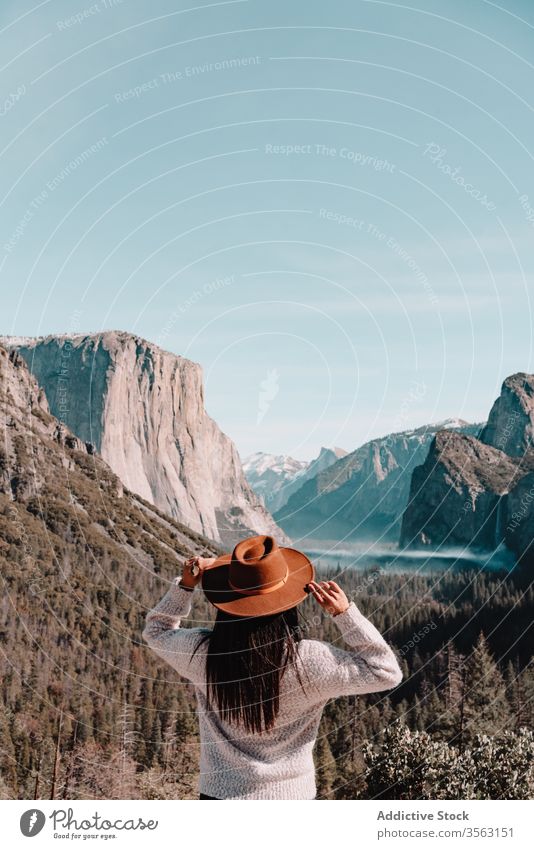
[505,659,530,730]
[430,643,465,742]
[314,727,337,799]
[461,632,508,744]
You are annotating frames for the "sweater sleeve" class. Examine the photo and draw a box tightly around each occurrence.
[306,602,402,700]
[142,577,208,682]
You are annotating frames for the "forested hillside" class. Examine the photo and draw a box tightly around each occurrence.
[2,558,533,799]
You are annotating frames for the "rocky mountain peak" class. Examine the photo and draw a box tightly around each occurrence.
[400,430,534,550]
[318,445,348,460]
[0,345,97,499]
[1,345,49,414]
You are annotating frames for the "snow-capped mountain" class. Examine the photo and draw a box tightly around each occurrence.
[243,452,307,480]
[242,452,309,513]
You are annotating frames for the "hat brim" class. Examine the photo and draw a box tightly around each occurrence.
[201,547,314,617]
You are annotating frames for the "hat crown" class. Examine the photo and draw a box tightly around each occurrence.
[242,541,267,560]
[229,535,288,595]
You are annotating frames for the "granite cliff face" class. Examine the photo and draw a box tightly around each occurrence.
[4,332,289,547]
[243,446,347,513]
[274,420,480,541]
[480,373,534,457]
[0,342,219,560]
[400,373,534,567]
[505,471,534,565]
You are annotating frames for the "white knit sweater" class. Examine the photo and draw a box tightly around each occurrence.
[142,578,402,800]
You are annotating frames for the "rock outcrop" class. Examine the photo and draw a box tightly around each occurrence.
[399,431,534,549]
[3,332,289,547]
[0,343,222,801]
[480,373,534,457]
[0,342,219,560]
[400,373,534,566]
[275,420,480,541]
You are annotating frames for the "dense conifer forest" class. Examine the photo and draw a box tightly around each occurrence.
[1,548,533,799]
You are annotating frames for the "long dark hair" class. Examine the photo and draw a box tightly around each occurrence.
[195,606,305,733]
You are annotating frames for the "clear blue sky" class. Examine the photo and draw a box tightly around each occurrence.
[1,0,533,460]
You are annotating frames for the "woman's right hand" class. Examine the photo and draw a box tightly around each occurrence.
[308,580,350,616]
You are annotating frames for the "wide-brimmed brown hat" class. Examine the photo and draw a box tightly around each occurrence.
[202,534,314,617]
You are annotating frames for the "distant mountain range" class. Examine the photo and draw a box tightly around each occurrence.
[243,446,347,513]
[2,332,289,548]
[246,372,534,572]
[271,419,482,543]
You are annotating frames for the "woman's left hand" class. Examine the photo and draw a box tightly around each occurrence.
[181,555,217,589]
[308,580,350,616]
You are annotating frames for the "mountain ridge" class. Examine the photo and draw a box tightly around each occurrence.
[274,419,482,541]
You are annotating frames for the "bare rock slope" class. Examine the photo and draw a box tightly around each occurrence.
[3,332,289,547]
[399,431,534,549]
[243,445,347,513]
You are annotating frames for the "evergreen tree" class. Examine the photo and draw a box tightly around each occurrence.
[314,726,337,799]
[461,632,508,744]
